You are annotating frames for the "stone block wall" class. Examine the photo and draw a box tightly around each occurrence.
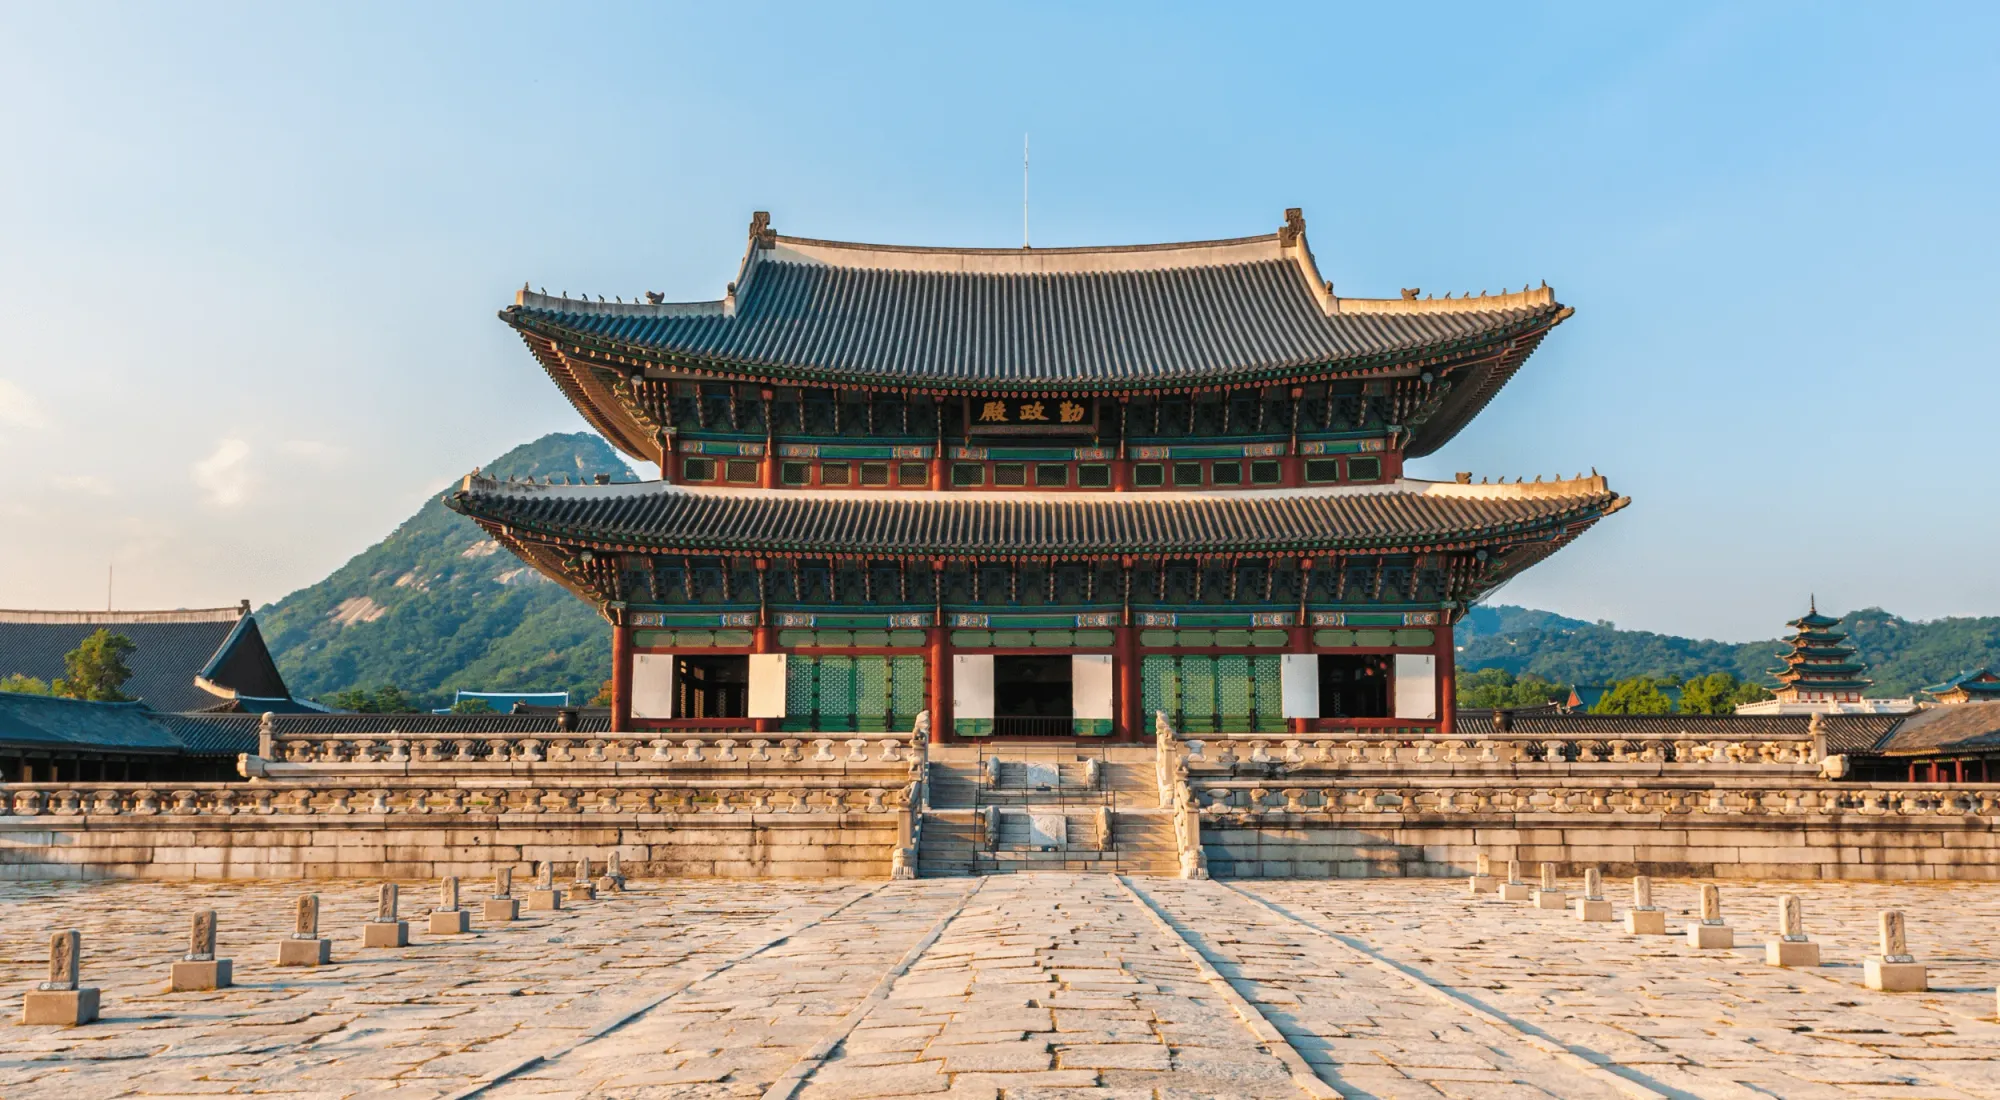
[0,814,901,881]
[1202,815,2000,881]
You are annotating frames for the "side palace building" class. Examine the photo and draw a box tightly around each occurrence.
[449,210,1628,743]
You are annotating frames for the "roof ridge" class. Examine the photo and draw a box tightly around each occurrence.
[0,606,248,625]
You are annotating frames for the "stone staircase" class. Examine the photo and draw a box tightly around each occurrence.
[915,744,1180,877]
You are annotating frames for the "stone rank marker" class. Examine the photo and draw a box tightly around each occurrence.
[1531,861,1567,910]
[170,909,233,991]
[1573,867,1612,922]
[1467,853,1496,895]
[1864,909,1928,992]
[278,893,333,966]
[1499,859,1533,902]
[1765,895,1821,968]
[1626,876,1667,935]
[431,876,472,934]
[365,883,409,948]
[526,861,564,911]
[1687,883,1735,949]
[23,930,98,1026]
[569,858,597,901]
[597,851,625,893]
[483,866,520,922]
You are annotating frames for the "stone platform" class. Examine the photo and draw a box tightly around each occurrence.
[2,876,1997,1098]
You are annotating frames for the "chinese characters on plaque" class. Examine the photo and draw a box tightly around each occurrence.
[965,396,1095,433]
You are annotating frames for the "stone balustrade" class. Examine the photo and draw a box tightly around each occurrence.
[0,780,913,819]
[1186,779,2000,818]
[1180,734,1817,769]
[257,733,918,770]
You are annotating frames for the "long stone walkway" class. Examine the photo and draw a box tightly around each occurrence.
[0,876,1995,1098]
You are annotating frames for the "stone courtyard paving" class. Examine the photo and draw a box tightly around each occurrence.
[0,876,1992,1099]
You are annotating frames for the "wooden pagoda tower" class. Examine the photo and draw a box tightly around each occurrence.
[1770,601,1872,706]
[449,209,1628,740]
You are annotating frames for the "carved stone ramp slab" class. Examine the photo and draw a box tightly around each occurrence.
[797,872,1312,1098]
[1126,876,1639,1100]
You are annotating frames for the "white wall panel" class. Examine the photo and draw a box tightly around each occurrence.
[631,653,675,719]
[1393,653,1437,720]
[1071,655,1115,721]
[1281,654,1321,718]
[953,654,994,719]
[747,653,788,718]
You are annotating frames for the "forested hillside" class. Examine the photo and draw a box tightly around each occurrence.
[1458,606,2000,698]
[258,433,634,708]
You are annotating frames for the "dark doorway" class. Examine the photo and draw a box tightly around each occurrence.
[994,655,1072,736]
[1318,654,1391,719]
[678,655,749,718]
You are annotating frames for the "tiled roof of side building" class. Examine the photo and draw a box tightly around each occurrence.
[0,604,294,713]
[445,475,1627,559]
[0,694,186,754]
[1867,703,2000,756]
[503,210,1569,458]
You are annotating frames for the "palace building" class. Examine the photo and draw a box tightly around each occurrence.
[449,210,1627,742]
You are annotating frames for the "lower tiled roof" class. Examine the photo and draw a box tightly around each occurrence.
[446,477,1626,558]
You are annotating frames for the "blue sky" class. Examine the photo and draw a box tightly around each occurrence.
[0,3,1993,641]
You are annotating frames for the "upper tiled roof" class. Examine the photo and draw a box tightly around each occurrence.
[502,211,1568,457]
[0,604,295,713]
[445,475,1626,560]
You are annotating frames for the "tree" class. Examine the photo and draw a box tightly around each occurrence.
[1589,676,1677,715]
[53,629,136,702]
[449,698,496,715]
[589,678,614,706]
[324,685,423,713]
[0,674,53,696]
[1456,668,1568,709]
[1678,672,1739,715]
[1679,672,1777,714]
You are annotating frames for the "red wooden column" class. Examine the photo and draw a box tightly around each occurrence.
[610,620,634,733]
[1288,623,1312,736]
[931,396,948,490]
[759,388,778,488]
[1436,620,1457,735]
[1285,386,1304,487]
[1117,622,1141,741]
[927,624,951,744]
[1290,557,1313,734]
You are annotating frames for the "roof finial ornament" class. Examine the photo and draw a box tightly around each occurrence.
[748,211,774,248]
[1400,288,1420,301]
[1810,593,1818,614]
[1278,207,1305,246]
[645,291,664,304]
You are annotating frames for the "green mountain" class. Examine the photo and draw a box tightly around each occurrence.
[259,433,635,708]
[1459,605,2000,698]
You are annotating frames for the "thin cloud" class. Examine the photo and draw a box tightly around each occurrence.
[282,439,348,466]
[0,379,51,435]
[192,438,255,508]
[53,475,114,497]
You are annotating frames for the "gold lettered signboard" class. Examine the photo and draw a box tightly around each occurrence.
[965,396,1097,435]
